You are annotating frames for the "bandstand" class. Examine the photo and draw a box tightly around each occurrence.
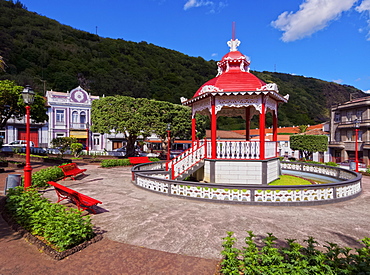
[171,36,289,185]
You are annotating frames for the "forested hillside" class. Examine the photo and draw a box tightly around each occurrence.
[0,0,366,128]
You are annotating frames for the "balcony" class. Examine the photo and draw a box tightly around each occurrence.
[70,123,88,130]
[328,141,345,149]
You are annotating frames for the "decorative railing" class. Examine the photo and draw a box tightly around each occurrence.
[169,141,206,179]
[132,161,362,206]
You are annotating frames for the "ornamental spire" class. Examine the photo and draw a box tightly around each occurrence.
[227,22,240,52]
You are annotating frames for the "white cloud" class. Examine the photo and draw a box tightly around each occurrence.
[184,0,213,10]
[272,0,357,42]
[183,0,227,13]
[363,90,370,93]
[356,0,370,40]
[356,0,370,12]
[333,79,343,84]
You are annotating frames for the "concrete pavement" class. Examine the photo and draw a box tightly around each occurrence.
[42,165,370,260]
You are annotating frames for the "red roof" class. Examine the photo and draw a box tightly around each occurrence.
[193,71,266,98]
[192,46,266,99]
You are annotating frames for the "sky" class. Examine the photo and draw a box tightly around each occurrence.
[19,0,370,93]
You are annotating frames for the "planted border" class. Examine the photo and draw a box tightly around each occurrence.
[220,231,370,274]
[1,187,102,259]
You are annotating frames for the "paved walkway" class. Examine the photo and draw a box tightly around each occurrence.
[1,163,370,274]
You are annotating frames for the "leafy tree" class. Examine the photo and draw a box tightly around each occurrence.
[298,125,308,133]
[50,137,77,157]
[91,96,206,157]
[70,142,83,157]
[0,80,48,129]
[290,135,328,160]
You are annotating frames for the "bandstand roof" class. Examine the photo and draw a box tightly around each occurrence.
[182,38,289,106]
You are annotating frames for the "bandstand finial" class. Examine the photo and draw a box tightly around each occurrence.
[227,21,240,52]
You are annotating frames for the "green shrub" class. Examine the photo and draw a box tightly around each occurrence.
[149,157,160,162]
[100,159,131,167]
[6,187,94,251]
[70,143,83,157]
[32,166,64,188]
[220,231,370,274]
[325,161,339,167]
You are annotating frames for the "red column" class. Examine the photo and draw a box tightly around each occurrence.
[211,97,217,159]
[192,116,196,144]
[245,107,250,141]
[273,110,278,157]
[259,96,266,160]
[24,105,32,189]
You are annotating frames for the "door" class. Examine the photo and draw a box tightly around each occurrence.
[18,129,38,147]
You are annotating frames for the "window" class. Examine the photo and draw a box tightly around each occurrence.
[346,111,352,122]
[335,131,341,142]
[93,135,100,146]
[358,130,363,141]
[72,111,78,123]
[334,113,341,122]
[80,111,86,125]
[356,110,362,121]
[347,130,353,141]
[56,110,65,123]
[56,133,65,138]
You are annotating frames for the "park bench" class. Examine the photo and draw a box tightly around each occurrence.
[47,181,102,214]
[128,156,152,165]
[58,163,87,180]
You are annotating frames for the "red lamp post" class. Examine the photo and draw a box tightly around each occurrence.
[21,86,35,189]
[166,123,171,162]
[354,119,360,173]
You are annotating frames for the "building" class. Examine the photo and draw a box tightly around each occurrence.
[46,86,103,150]
[329,96,370,166]
[2,86,104,151]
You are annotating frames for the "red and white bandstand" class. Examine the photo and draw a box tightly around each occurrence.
[170,37,289,185]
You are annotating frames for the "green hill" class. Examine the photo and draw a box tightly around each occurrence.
[0,0,365,128]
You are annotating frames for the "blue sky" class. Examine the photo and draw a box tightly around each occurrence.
[20,0,370,93]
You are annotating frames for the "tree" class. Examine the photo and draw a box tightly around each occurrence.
[298,125,308,133]
[290,135,328,160]
[50,137,77,157]
[91,96,155,157]
[0,80,48,129]
[91,96,206,157]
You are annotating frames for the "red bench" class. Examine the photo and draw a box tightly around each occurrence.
[48,181,102,214]
[58,163,87,180]
[128,157,152,165]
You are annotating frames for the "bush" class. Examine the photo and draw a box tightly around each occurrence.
[101,159,131,167]
[6,187,94,251]
[325,161,339,167]
[100,158,160,168]
[220,231,370,274]
[32,166,64,188]
[70,143,83,157]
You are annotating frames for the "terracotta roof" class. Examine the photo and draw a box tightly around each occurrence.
[232,123,325,136]
[205,130,247,139]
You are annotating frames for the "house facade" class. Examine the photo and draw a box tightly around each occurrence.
[46,86,102,151]
[329,96,370,166]
[2,86,105,151]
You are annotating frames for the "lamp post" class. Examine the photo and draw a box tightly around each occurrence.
[354,119,360,172]
[166,123,171,162]
[21,85,35,189]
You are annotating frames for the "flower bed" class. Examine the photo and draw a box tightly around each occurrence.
[0,188,103,260]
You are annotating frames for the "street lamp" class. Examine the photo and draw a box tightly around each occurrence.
[21,85,35,189]
[166,123,171,162]
[354,119,360,173]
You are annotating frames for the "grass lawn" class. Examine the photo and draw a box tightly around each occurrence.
[269,175,312,185]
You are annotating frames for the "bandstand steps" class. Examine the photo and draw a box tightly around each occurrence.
[175,160,205,181]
